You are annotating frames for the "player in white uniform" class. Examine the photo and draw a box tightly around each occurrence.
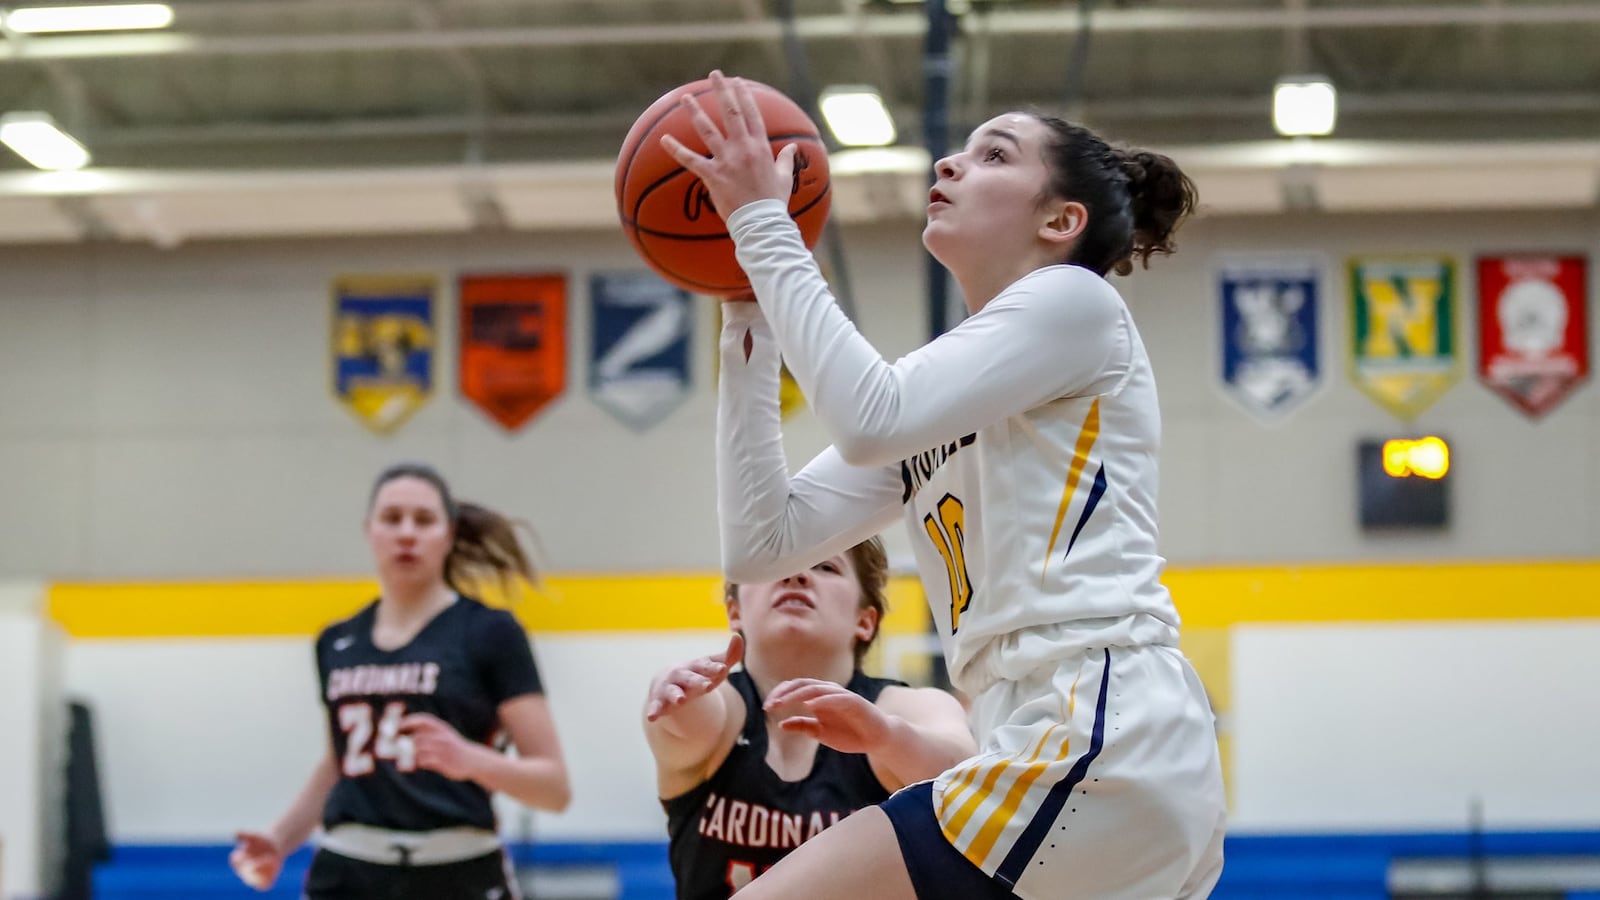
[662,72,1226,900]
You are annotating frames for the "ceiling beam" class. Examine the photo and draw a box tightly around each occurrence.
[4,4,1600,62]
[77,90,1600,149]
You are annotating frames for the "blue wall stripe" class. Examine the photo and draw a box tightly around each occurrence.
[93,830,1600,900]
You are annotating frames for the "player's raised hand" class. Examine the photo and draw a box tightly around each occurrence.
[398,712,479,781]
[766,678,892,754]
[229,831,284,891]
[645,632,744,722]
[659,70,797,219]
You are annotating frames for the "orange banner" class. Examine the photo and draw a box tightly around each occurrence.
[459,274,567,431]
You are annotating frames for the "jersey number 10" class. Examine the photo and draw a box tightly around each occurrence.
[338,701,416,777]
[922,493,973,633]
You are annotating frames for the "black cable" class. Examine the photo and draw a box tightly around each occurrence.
[924,0,955,339]
[773,0,859,322]
[1063,0,1097,113]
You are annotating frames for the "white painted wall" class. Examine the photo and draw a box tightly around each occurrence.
[4,211,1599,853]
[58,620,1600,847]
[0,583,64,900]
[63,631,727,842]
[1231,622,1600,831]
[1,212,1596,581]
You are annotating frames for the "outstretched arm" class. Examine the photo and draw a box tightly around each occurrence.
[730,202,1130,467]
[643,633,747,799]
[766,679,975,792]
[661,71,1131,468]
[717,302,902,583]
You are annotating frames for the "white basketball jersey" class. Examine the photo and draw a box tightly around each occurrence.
[719,200,1182,699]
[897,287,1181,694]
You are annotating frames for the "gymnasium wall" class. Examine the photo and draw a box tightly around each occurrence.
[1,209,1595,581]
[38,561,1600,846]
[2,208,1598,894]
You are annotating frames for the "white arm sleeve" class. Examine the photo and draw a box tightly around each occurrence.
[717,302,904,583]
[727,199,1133,467]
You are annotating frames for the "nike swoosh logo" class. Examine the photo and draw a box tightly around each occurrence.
[333,636,356,651]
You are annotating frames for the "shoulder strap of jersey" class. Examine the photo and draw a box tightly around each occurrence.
[845,670,908,704]
[727,669,767,749]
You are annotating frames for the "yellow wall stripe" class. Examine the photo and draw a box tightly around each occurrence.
[1166,560,1600,626]
[43,559,1600,639]
[1041,399,1101,586]
[46,575,934,639]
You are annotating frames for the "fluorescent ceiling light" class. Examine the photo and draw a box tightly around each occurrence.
[3,3,174,33]
[1273,76,1338,137]
[0,112,92,171]
[819,86,897,148]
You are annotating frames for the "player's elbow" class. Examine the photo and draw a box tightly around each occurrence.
[832,430,895,467]
[720,536,789,584]
[545,776,573,813]
[721,554,779,585]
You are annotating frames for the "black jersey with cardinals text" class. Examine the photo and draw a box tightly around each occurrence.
[663,669,903,899]
[316,596,542,832]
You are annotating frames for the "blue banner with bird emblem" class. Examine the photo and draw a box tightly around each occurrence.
[1218,256,1323,422]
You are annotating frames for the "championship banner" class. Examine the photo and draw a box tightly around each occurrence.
[332,275,436,434]
[589,271,693,431]
[1348,256,1459,420]
[459,274,567,432]
[1476,254,1589,419]
[1217,256,1322,421]
[714,305,807,420]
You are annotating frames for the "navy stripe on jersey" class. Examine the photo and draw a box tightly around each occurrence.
[994,648,1111,889]
[1064,463,1108,561]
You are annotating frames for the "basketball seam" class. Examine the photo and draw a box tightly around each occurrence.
[632,183,834,293]
[624,131,825,228]
[616,82,827,294]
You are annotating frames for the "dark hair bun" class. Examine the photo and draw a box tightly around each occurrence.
[1114,148,1197,276]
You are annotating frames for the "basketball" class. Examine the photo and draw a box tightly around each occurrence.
[615,77,831,295]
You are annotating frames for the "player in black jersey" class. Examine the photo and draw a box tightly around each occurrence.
[231,463,571,899]
[645,536,975,899]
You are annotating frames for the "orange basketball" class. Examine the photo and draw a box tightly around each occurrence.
[615,77,831,295]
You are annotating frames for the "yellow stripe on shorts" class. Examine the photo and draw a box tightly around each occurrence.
[939,669,1085,868]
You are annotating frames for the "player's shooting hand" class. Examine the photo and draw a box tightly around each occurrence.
[645,632,744,722]
[766,678,892,754]
[229,831,284,891]
[398,712,480,781]
[660,70,796,219]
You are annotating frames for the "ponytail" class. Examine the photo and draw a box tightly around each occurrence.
[446,500,538,597]
[1112,147,1197,276]
[369,461,538,601]
[1032,112,1197,277]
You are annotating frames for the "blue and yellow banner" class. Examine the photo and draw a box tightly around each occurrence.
[332,275,436,434]
[1348,256,1459,420]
